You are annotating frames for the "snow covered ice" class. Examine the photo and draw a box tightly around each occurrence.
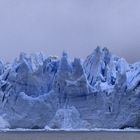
[0,47,139,130]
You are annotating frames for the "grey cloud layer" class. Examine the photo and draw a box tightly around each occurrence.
[0,0,140,63]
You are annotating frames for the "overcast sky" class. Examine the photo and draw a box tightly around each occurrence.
[0,0,140,63]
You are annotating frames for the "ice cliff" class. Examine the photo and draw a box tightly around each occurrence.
[0,47,139,130]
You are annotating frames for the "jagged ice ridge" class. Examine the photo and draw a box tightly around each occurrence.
[0,47,139,130]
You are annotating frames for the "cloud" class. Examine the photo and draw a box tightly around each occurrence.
[0,0,139,63]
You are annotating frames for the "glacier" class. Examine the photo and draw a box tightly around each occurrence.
[0,47,139,130]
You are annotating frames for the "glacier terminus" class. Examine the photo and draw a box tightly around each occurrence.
[0,47,139,130]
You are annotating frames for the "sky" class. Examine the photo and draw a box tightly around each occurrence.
[0,0,140,63]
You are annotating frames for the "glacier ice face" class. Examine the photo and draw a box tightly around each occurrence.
[48,106,91,130]
[0,47,139,130]
[0,116,10,129]
[6,53,59,97]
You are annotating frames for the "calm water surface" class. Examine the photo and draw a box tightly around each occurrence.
[0,131,139,140]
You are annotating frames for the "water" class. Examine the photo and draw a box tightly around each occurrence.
[0,131,139,140]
